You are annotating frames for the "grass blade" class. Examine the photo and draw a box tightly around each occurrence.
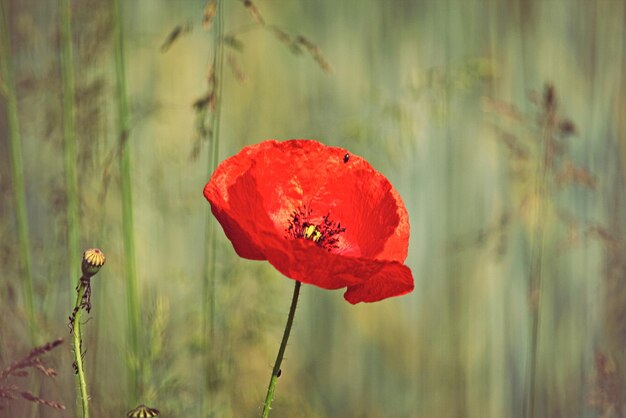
[112,0,142,404]
[203,0,225,414]
[59,0,80,300]
[0,0,36,344]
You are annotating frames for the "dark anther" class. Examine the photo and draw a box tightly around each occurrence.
[286,206,346,251]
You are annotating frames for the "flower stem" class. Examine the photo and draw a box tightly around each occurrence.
[261,280,301,418]
[72,279,90,418]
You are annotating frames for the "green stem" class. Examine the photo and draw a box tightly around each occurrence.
[525,107,554,418]
[526,249,544,418]
[72,279,90,418]
[0,0,36,344]
[207,0,225,341]
[112,0,141,403]
[202,0,225,410]
[59,0,80,299]
[261,281,301,418]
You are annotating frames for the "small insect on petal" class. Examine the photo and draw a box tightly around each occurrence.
[344,153,350,163]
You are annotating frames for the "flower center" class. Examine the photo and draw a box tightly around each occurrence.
[286,206,346,251]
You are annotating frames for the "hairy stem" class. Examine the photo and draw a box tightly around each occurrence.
[0,0,36,344]
[112,0,141,403]
[72,279,90,418]
[261,281,301,418]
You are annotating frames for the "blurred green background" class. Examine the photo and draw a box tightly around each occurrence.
[1,0,626,417]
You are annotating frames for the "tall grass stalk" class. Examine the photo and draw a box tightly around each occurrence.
[620,89,626,188]
[70,248,106,418]
[112,0,141,403]
[59,0,80,300]
[0,0,36,344]
[202,0,225,410]
[525,102,554,418]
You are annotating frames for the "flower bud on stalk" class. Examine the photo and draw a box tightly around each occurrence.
[81,248,106,278]
[70,248,106,418]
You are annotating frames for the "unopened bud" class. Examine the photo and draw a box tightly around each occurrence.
[81,248,105,277]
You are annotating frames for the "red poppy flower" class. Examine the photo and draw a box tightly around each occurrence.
[203,139,413,303]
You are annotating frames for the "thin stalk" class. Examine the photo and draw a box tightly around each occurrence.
[525,109,554,418]
[59,0,80,299]
[526,235,545,418]
[620,95,626,189]
[206,0,225,342]
[261,281,301,418]
[71,280,90,418]
[202,0,225,409]
[0,0,36,344]
[112,0,141,403]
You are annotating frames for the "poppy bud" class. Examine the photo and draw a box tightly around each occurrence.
[127,404,160,417]
[81,248,106,277]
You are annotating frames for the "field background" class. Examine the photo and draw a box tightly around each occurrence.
[1,0,626,417]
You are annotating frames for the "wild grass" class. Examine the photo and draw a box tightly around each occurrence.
[59,0,80,300]
[524,85,563,418]
[481,85,607,417]
[0,0,36,344]
[202,0,224,413]
[0,338,65,412]
[112,0,142,405]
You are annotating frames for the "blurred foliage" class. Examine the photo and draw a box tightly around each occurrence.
[1,0,625,417]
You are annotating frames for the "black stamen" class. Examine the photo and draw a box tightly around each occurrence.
[286,206,346,251]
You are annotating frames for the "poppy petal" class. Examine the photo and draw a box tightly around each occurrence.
[231,140,409,258]
[261,228,414,303]
[343,262,414,304]
[205,167,276,260]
